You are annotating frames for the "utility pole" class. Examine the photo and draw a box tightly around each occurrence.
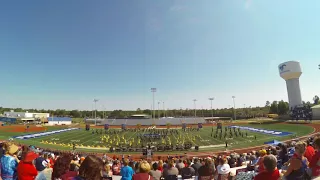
[193,99,197,118]
[232,96,236,120]
[209,98,214,119]
[163,101,165,118]
[158,102,160,119]
[93,99,99,125]
[151,88,157,119]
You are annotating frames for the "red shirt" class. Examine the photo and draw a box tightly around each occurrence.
[17,161,38,180]
[132,173,154,180]
[309,150,320,177]
[254,169,280,180]
[60,171,78,180]
[304,145,315,162]
[257,157,265,172]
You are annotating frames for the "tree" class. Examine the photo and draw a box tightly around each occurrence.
[278,100,289,115]
[142,109,151,115]
[265,101,271,107]
[269,101,278,114]
[136,108,142,114]
[313,95,319,105]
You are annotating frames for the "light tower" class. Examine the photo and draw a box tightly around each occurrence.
[278,61,303,109]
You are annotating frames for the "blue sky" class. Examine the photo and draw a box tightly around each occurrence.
[0,0,319,110]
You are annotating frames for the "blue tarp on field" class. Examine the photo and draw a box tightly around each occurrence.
[264,140,282,146]
[229,126,293,137]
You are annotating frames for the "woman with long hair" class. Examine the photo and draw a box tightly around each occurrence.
[283,141,308,180]
[73,155,104,180]
[52,154,77,180]
[214,157,230,180]
[199,158,215,180]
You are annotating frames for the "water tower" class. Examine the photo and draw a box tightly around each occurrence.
[278,61,303,109]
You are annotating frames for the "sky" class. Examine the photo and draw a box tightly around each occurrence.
[0,0,320,111]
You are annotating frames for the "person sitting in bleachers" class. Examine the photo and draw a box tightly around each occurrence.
[254,154,280,180]
[283,141,309,180]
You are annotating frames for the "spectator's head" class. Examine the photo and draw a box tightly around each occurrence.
[194,158,198,163]
[313,138,320,150]
[219,157,227,165]
[178,159,182,163]
[152,162,159,170]
[259,149,267,157]
[168,160,175,168]
[52,154,73,179]
[295,141,306,155]
[22,151,38,163]
[263,155,277,172]
[158,160,163,167]
[80,156,85,164]
[105,164,111,173]
[4,143,19,156]
[123,159,129,166]
[129,161,135,169]
[79,155,104,180]
[139,161,151,173]
[185,160,192,167]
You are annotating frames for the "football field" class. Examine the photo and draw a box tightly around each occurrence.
[4,123,313,153]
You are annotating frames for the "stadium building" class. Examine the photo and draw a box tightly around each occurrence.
[311,105,320,120]
[2,110,50,123]
[47,117,72,125]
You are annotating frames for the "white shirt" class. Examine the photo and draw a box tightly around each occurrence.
[217,164,231,175]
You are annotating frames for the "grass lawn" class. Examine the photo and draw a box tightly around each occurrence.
[0,123,313,154]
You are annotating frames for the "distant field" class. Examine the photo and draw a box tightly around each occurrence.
[0,123,313,153]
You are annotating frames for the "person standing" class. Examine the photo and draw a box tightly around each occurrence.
[0,143,19,180]
[17,151,39,180]
[120,159,134,180]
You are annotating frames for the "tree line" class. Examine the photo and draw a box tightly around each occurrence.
[0,95,318,119]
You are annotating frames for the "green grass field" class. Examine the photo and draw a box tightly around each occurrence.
[0,123,314,153]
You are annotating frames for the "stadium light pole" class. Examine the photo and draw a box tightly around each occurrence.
[158,102,160,119]
[209,98,214,119]
[232,96,236,120]
[193,99,197,118]
[163,101,165,118]
[151,88,156,119]
[93,99,99,125]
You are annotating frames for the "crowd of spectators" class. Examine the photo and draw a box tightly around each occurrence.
[1,134,320,180]
[290,105,313,121]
